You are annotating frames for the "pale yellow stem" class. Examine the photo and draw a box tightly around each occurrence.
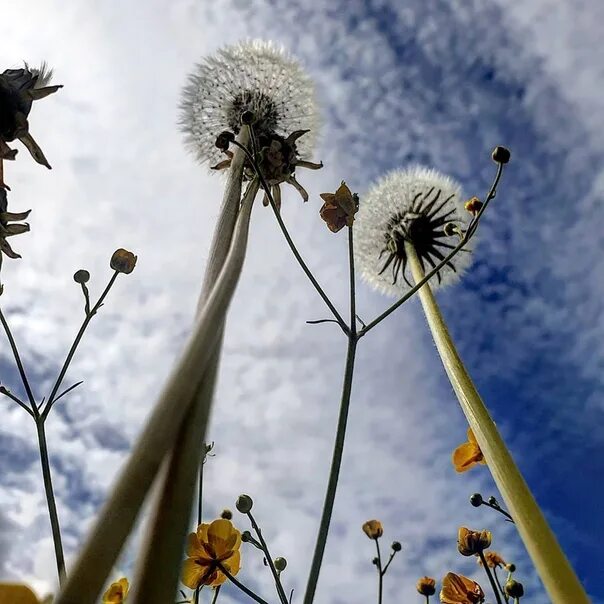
[405,242,588,604]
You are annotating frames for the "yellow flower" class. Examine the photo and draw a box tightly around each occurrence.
[0,583,40,604]
[478,551,506,568]
[440,572,485,604]
[102,578,129,603]
[416,576,437,596]
[319,181,359,233]
[452,428,486,473]
[457,527,492,557]
[362,519,383,540]
[182,518,242,589]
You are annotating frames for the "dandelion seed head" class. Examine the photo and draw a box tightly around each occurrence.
[355,166,473,297]
[181,40,320,167]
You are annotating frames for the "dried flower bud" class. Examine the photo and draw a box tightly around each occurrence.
[220,509,233,520]
[391,541,402,552]
[492,146,511,164]
[73,269,90,284]
[319,181,359,233]
[457,527,492,556]
[464,196,483,215]
[215,130,235,151]
[470,493,483,507]
[362,519,383,540]
[416,576,436,596]
[274,557,287,571]
[236,494,253,514]
[240,110,255,125]
[110,249,137,274]
[504,579,524,598]
[505,563,516,573]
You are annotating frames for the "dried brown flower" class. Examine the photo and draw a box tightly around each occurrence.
[440,572,485,604]
[110,249,137,274]
[478,551,506,568]
[319,181,359,232]
[362,519,383,540]
[457,527,492,556]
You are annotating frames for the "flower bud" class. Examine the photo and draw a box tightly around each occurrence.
[505,563,516,573]
[73,269,90,284]
[221,509,233,520]
[457,527,492,556]
[274,557,287,571]
[215,130,235,151]
[236,494,253,514]
[487,496,498,507]
[416,576,436,596]
[241,530,253,542]
[391,541,402,552]
[443,222,461,237]
[492,146,511,164]
[110,249,137,274]
[470,493,483,507]
[241,110,255,125]
[504,579,524,598]
[362,519,383,540]
[464,196,483,215]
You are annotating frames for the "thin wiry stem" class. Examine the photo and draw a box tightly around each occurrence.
[479,552,503,604]
[406,242,588,604]
[375,540,384,604]
[359,163,504,337]
[303,227,358,604]
[493,566,509,603]
[218,563,271,604]
[41,271,119,420]
[232,136,348,334]
[0,386,34,417]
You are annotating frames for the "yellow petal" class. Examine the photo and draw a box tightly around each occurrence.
[223,550,241,576]
[0,584,39,604]
[452,442,483,473]
[207,518,239,557]
[182,558,210,590]
[196,523,210,543]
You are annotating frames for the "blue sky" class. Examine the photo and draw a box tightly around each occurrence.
[1,0,603,602]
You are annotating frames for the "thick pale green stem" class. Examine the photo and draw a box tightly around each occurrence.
[405,242,588,604]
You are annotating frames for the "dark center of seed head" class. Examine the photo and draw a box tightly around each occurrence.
[228,90,279,135]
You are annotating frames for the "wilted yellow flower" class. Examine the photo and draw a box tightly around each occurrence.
[452,428,486,473]
[478,551,506,568]
[110,248,137,274]
[102,578,129,603]
[440,572,485,604]
[182,518,242,589]
[0,583,40,604]
[416,576,437,596]
[362,519,383,540]
[319,181,359,232]
[457,527,492,556]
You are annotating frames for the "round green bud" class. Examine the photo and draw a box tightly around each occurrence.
[274,557,287,571]
[236,494,253,514]
[73,269,90,284]
[215,130,235,151]
[492,146,511,164]
[487,496,498,506]
[470,493,483,507]
[220,509,233,520]
[391,541,402,552]
[241,530,253,542]
[241,110,255,125]
[506,563,516,573]
[504,579,524,598]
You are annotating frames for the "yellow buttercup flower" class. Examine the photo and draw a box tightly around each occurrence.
[102,578,129,603]
[362,519,384,540]
[182,518,242,589]
[452,428,486,473]
[457,527,492,556]
[440,572,485,604]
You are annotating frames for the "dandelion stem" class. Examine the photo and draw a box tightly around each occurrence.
[36,418,66,583]
[478,552,503,604]
[359,163,503,337]
[375,539,384,604]
[405,242,589,604]
[303,227,358,604]
[233,136,348,334]
[247,511,289,604]
[41,271,119,420]
[218,563,271,604]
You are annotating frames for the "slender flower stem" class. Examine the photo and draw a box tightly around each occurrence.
[210,586,221,604]
[493,567,509,603]
[478,552,503,604]
[247,511,288,604]
[194,444,209,604]
[425,596,430,604]
[359,163,503,337]
[0,307,37,411]
[405,242,589,604]
[42,271,119,420]
[232,137,348,334]
[218,563,271,604]
[380,551,395,576]
[375,540,384,604]
[303,227,358,604]
[36,419,66,583]
[0,386,34,417]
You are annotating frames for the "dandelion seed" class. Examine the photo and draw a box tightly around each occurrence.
[180,40,320,168]
[354,166,472,297]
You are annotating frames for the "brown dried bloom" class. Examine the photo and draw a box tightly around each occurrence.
[319,181,359,233]
[464,196,483,216]
[362,519,383,540]
[440,572,485,604]
[478,551,506,568]
[110,249,137,274]
[0,189,30,272]
[457,527,492,556]
[0,63,62,173]
[417,576,437,596]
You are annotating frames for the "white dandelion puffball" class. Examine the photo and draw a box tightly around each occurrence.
[354,166,473,297]
[181,39,320,167]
